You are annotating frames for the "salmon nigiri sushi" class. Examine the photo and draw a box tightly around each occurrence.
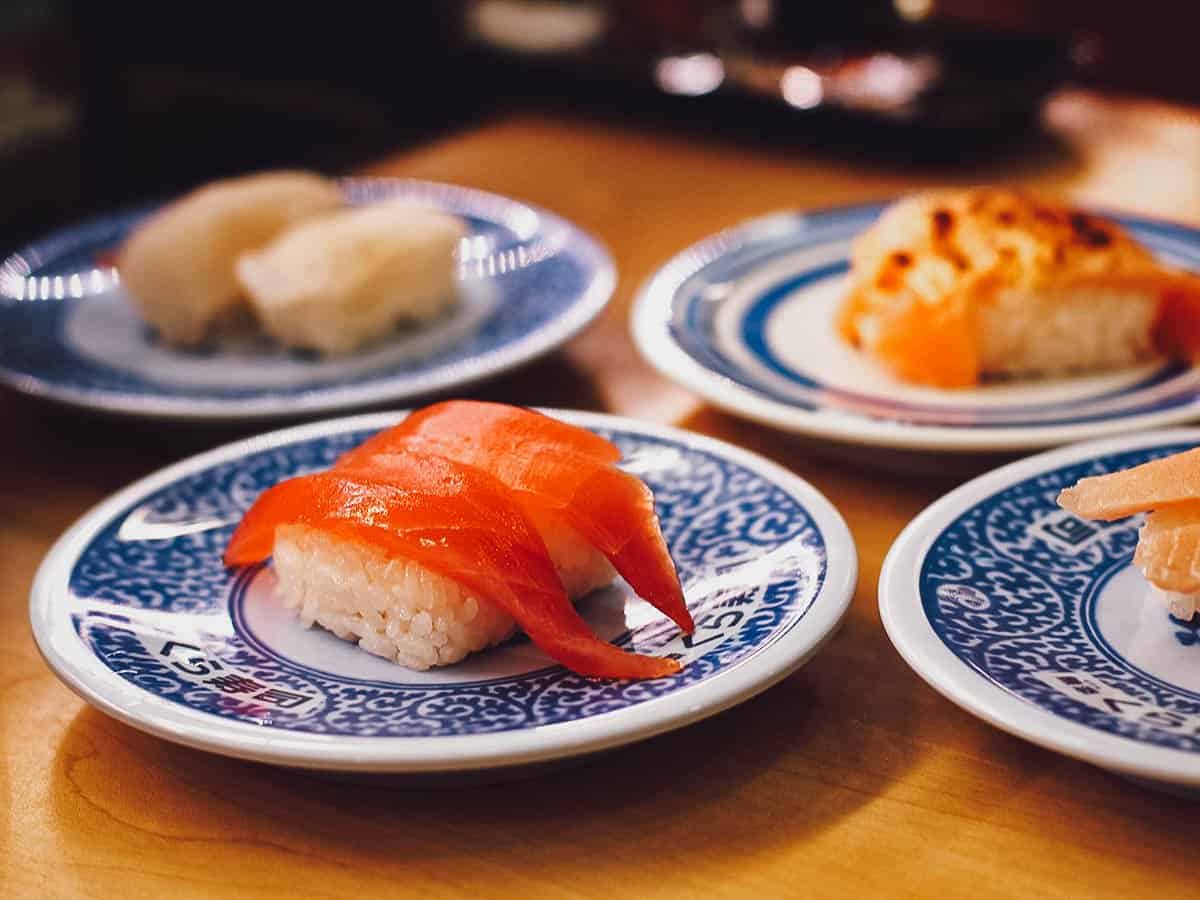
[224,406,689,678]
[1058,447,1200,619]
[839,189,1200,388]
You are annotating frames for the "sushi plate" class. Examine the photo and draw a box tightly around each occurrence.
[632,202,1200,454]
[0,178,613,420]
[880,429,1200,791]
[30,410,856,774]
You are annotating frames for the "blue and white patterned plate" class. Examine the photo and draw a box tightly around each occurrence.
[881,429,1200,789]
[0,179,614,420]
[633,203,1200,453]
[30,410,856,773]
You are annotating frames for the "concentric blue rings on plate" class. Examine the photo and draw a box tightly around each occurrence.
[0,178,615,420]
[880,429,1200,789]
[633,202,1200,452]
[30,410,856,772]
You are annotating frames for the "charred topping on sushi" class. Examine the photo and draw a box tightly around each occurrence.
[1033,206,1063,225]
[1068,212,1114,248]
[947,248,971,271]
[931,208,954,239]
[929,208,971,270]
[876,252,914,291]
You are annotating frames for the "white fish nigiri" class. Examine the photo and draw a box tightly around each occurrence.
[235,200,466,354]
[118,171,343,345]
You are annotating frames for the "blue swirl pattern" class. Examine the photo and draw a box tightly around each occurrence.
[69,428,826,737]
[921,443,1200,753]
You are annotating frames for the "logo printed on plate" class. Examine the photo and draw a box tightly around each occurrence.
[934,583,990,612]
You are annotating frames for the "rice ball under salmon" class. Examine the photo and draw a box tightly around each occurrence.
[273,515,615,671]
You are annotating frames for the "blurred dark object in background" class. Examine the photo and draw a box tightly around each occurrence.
[68,3,467,207]
[460,5,1072,171]
[461,0,1199,108]
[0,2,81,251]
[1,0,1198,253]
[0,1,474,252]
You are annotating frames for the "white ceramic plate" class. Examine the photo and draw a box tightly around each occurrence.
[31,410,857,773]
[881,429,1200,790]
[633,203,1200,453]
[0,178,614,420]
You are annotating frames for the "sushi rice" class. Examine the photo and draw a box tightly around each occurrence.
[273,515,616,671]
[1152,587,1200,621]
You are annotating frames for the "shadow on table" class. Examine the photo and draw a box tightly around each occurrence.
[678,405,1022,484]
[50,654,916,877]
[0,350,605,477]
[465,351,608,413]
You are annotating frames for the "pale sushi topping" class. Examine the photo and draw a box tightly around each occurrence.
[235,200,467,355]
[1058,446,1200,600]
[1057,447,1200,520]
[117,171,345,346]
[117,170,467,354]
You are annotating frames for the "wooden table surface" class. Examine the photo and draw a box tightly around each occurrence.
[6,91,1200,899]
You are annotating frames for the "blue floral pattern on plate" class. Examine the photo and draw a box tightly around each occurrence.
[920,442,1200,754]
[60,422,832,739]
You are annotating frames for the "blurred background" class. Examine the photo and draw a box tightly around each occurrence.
[3,0,1197,253]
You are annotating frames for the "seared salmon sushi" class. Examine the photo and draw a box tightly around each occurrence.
[839,189,1200,388]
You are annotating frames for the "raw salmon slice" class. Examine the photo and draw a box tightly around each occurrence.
[343,400,621,466]
[1056,447,1200,520]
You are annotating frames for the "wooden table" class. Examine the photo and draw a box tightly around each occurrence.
[6,91,1200,899]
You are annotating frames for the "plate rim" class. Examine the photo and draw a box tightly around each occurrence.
[30,408,858,773]
[879,427,1200,785]
[632,202,1200,453]
[1,178,615,421]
